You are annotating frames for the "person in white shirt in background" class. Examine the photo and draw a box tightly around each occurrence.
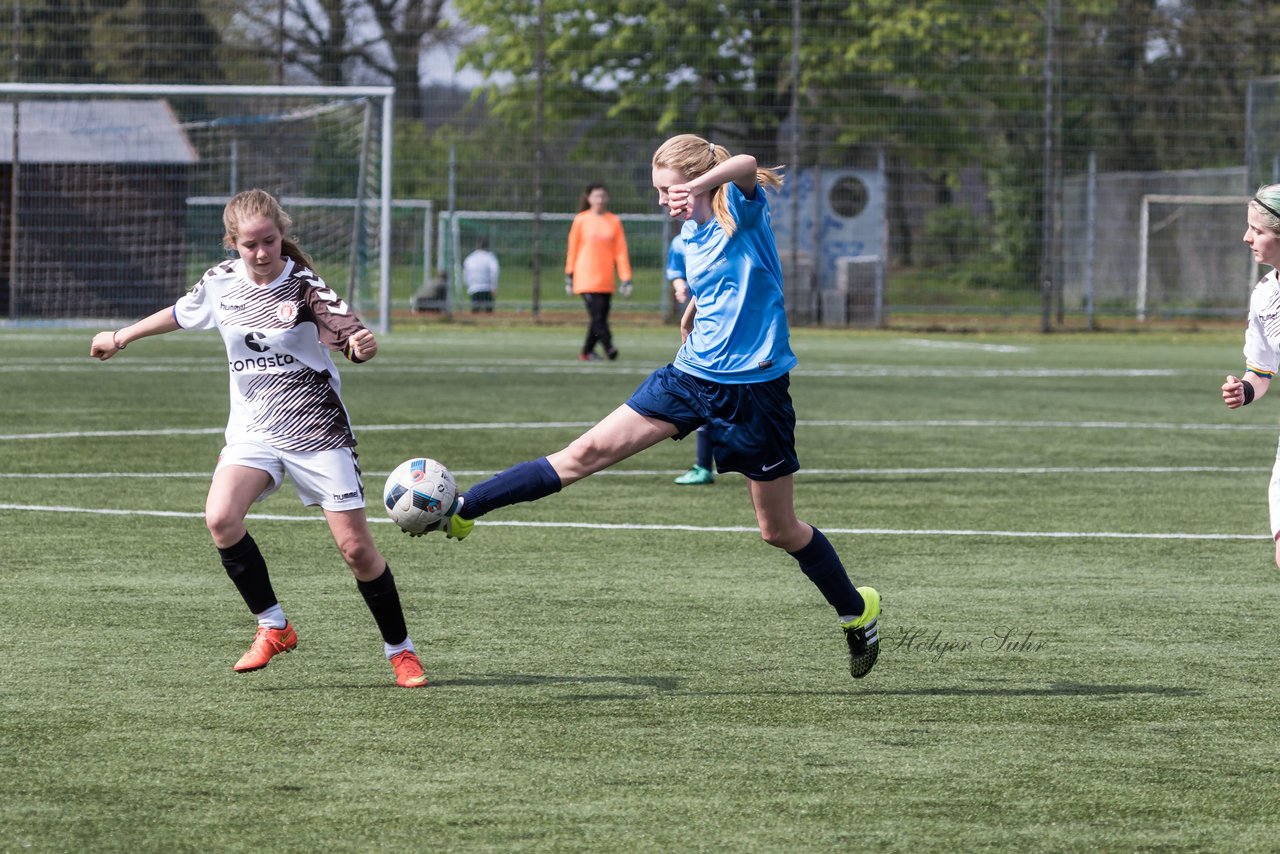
[463,237,500,313]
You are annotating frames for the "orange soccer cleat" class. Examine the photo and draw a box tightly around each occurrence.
[389,650,428,688]
[233,623,298,672]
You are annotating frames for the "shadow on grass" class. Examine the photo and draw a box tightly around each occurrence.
[255,677,1199,701]
[434,673,683,693]
[866,682,1200,698]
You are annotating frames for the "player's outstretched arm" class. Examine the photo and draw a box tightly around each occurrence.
[90,307,180,361]
[1223,372,1271,409]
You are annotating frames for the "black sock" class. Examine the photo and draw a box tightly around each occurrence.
[695,428,713,469]
[789,527,864,618]
[357,565,408,646]
[458,457,562,519]
[218,532,278,615]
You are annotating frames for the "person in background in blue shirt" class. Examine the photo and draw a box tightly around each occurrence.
[443,134,881,681]
[666,233,715,485]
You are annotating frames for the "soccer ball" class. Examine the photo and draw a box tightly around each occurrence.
[383,457,458,534]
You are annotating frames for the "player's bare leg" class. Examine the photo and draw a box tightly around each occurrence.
[205,464,272,548]
[323,508,386,581]
[546,404,677,484]
[325,507,426,687]
[749,475,880,679]
[207,465,297,672]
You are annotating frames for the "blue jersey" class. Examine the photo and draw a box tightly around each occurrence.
[665,235,687,282]
[673,181,797,384]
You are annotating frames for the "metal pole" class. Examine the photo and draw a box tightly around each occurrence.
[446,143,456,319]
[422,199,434,297]
[788,0,801,309]
[532,0,545,320]
[1085,150,1096,331]
[1137,195,1149,322]
[8,100,18,319]
[1040,0,1056,333]
[8,2,20,318]
[1246,80,1256,191]
[276,0,286,85]
[347,100,372,306]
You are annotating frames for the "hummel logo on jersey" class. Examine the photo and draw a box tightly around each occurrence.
[220,300,246,311]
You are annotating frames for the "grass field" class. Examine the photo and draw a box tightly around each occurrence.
[4,322,1280,851]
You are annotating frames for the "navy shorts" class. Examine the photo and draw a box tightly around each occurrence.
[626,364,799,481]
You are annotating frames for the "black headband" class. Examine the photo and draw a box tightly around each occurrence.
[1254,197,1280,220]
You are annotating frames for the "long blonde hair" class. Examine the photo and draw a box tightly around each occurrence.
[222,188,314,270]
[651,134,783,237]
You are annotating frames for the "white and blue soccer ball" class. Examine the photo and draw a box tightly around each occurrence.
[383,457,458,534]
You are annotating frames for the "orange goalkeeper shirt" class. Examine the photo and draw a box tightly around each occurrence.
[565,211,632,294]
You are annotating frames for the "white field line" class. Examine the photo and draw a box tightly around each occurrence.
[0,503,1267,541]
[4,417,1277,442]
[0,465,1268,480]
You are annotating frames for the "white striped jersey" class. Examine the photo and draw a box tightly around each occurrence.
[174,258,367,452]
[1245,269,1280,380]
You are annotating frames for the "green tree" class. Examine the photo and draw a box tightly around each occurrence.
[90,0,227,83]
[453,0,832,167]
[6,0,96,82]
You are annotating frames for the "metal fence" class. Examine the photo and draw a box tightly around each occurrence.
[4,1,1280,327]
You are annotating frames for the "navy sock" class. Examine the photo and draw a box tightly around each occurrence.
[218,532,278,614]
[357,565,408,646]
[789,527,864,617]
[459,457,562,519]
[695,428,713,469]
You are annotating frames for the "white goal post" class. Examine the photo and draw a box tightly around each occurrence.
[1137,193,1252,321]
[0,82,394,332]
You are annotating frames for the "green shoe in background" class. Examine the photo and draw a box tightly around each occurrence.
[674,465,715,485]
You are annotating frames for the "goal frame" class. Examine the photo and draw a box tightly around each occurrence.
[0,82,395,332]
[442,210,675,316]
[1136,193,1253,321]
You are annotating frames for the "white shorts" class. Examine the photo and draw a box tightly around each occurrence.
[217,442,367,511]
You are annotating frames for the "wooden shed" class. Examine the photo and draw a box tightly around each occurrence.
[0,99,198,319]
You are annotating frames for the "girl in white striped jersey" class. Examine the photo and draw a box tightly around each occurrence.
[1224,184,1280,570]
[91,189,428,687]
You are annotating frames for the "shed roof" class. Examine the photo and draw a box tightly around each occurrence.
[0,99,198,165]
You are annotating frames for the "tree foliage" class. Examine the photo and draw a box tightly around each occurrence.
[7,0,228,83]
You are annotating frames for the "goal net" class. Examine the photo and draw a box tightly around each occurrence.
[438,210,675,314]
[0,83,392,330]
[1137,194,1255,320]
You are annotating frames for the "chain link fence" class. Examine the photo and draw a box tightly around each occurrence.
[4,2,1280,327]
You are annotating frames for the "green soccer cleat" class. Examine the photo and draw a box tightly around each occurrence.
[674,464,715,485]
[443,496,473,541]
[842,586,881,679]
[445,513,474,540]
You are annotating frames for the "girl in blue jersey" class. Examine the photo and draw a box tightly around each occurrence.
[446,134,880,680]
